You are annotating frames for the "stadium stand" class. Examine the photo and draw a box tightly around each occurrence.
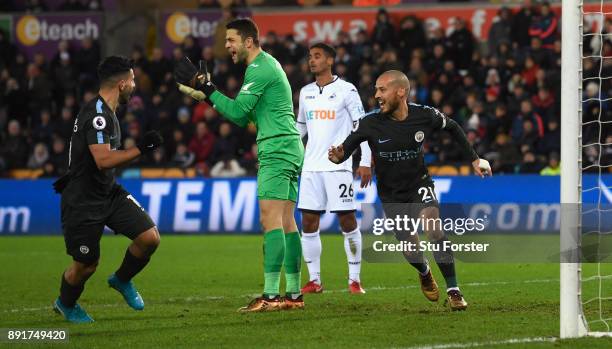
[0,1,610,178]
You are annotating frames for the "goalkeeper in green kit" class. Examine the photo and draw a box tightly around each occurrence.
[174,18,305,312]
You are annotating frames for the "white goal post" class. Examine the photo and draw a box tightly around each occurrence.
[560,0,611,339]
[560,0,587,337]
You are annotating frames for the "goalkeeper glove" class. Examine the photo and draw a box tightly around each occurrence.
[174,57,216,100]
[137,131,164,154]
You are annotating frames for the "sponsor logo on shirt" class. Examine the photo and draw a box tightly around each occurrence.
[306,110,336,120]
[305,95,315,100]
[379,145,423,162]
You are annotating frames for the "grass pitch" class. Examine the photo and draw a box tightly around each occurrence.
[1,235,611,348]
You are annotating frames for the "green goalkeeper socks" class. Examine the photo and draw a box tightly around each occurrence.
[263,228,285,296]
[284,231,302,295]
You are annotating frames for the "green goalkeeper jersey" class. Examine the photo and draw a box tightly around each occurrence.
[208,51,299,142]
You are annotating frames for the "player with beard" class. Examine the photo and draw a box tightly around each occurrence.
[329,70,492,310]
[52,56,164,322]
[174,19,305,312]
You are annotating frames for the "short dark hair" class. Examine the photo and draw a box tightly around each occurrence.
[309,42,336,59]
[97,55,133,85]
[226,18,260,46]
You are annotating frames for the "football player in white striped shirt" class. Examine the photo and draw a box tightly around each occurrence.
[296,43,372,294]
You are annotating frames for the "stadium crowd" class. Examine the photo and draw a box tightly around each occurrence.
[0,3,611,178]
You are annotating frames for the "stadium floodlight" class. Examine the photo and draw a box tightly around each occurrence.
[560,0,612,339]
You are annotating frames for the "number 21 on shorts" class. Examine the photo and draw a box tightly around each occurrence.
[418,186,436,203]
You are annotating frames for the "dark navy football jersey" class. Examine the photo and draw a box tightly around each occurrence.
[62,95,122,204]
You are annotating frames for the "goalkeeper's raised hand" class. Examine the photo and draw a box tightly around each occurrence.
[174,57,216,101]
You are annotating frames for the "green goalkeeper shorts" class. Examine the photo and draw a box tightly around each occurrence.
[257,135,304,202]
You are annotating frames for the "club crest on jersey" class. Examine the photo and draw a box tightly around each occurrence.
[415,131,425,142]
[328,93,337,100]
[93,116,106,130]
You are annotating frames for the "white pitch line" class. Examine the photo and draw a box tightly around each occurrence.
[2,278,558,314]
[396,336,557,349]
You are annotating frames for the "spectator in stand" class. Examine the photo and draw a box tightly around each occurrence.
[77,37,101,84]
[517,151,543,174]
[527,37,551,69]
[210,122,238,165]
[398,15,426,62]
[438,133,463,163]
[1,120,29,169]
[3,77,28,124]
[27,142,49,169]
[146,148,167,168]
[529,1,558,50]
[486,103,512,144]
[517,119,539,151]
[531,87,555,122]
[33,52,50,77]
[538,119,560,155]
[521,56,540,87]
[488,133,520,174]
[32,109,54,145]
[488,7,512,55]
[446,18,474,71]
[371,8,396,49]
[202,107,222,134]
[63,93,79,116]
[376,49,403,75]
[40,161,57,177]
[146,48,172,87]
[55,107,75,141]
[49,136,68,175]
[26,63,52,117]
[512,99,543,141]
[466,129,487,159]
[172,143,195,168]
[512,0,535,49]
[189,121,216,165]
[583,145,600,173]
[335,45,359,83]
[176,106,195,141]
[352,30,372,64]
[540,152,561,175]
[53,51,78,103]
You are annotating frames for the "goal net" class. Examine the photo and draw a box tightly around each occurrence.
[560,0,612,338]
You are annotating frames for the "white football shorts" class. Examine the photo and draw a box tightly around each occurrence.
[297,171,356,212]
